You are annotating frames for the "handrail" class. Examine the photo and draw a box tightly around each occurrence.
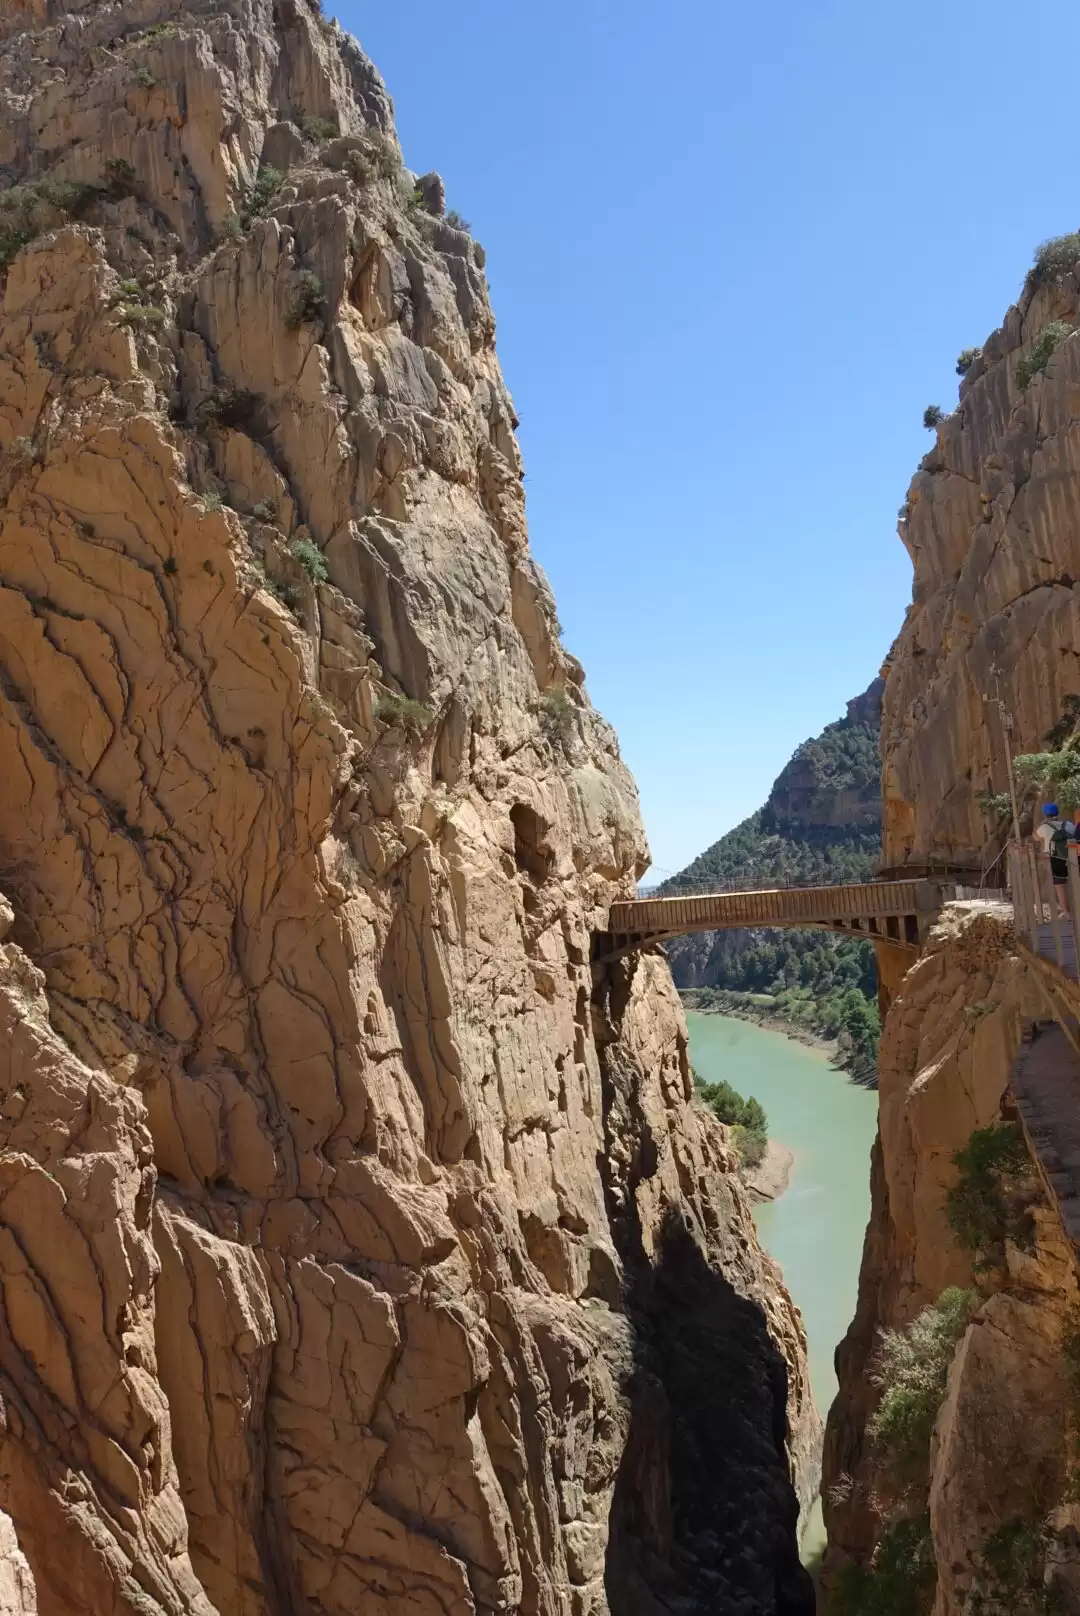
[1008,838,1080,981]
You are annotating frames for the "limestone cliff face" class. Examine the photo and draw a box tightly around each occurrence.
[883,255,1080,864]
[824,910,1080,1611]
[0,4,817,1612]
[826,242,1080,1610]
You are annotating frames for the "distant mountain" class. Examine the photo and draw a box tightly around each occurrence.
[665,680,884,1084]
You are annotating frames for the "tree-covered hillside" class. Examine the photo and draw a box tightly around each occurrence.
[664,681,883,1084]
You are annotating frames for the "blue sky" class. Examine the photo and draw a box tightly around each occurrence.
[336,0,1080,875]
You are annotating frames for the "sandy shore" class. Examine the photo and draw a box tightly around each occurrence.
[742,1138,795,1203]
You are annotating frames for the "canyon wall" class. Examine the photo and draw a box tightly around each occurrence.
[0,3,817,1612]
[883,254,1080,864]
[825,244,1080,1609]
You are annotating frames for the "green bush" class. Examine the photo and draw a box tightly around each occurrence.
[251,499,276,522]
[342,129,401,186]
[217,212,244,242]
[831,1516,936,1616]
[1016,321,1074,390]
[103,157,137,199]
[694,1073,769,1168]
[968,1517,1060,1615]
[0,177,102,270]
[201,490,226,511]
[200,385,260,430]
[539,688,576,750]
[946,1123,1033,1255]
[288,536,329,584]
[132,67,156,88]
[445,208,471,232]
[867,1288,974,1478]
[922,405,944,429]
[118,302,166,328]
[1025,232,1080,294]
[1013,743,1080,811]
[299,114,338,142]
[249,165,285,217]
[374,691,435,731]
[976,789,1012,824]
[285,269,325,329]
[956,347,982,376]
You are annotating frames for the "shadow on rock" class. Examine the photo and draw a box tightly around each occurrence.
[606,1209,816,1615]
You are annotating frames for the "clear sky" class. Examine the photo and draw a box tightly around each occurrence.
[336,0,1080,875]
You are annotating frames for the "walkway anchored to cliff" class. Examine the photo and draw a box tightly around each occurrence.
[596,877,972,964]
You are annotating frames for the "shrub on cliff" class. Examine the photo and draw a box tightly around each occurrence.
[1013,742,1080,812]
[946,1122,1034,1256]
[249,165,285,217]
[1015,321,1075,390]
[968,1517,1062,1615]
[956,347,982,376]
[538,688,576,751]
[922,405,944,429]
[694,1074,768,1167]
[867,1287,974,1480]
[288,537,329,584]
[831,1515,936,1616]
[373,691,435,731]
[1025,231,1080,294]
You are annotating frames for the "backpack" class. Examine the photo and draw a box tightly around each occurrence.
[1051,821,1071,860]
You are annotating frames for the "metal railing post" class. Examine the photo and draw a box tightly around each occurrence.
[1037,849,1067,971]
[1009,840,1035,945]
[1069,842,1080,972]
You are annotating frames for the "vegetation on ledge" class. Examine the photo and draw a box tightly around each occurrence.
[682,933,880,1085]
[692,1070,768,1167]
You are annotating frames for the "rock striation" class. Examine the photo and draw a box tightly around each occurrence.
[884,253,1080,865]
[826,239,1080,1610]
[0,4,817,1612]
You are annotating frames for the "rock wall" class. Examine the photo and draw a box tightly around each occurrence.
[823,909,1080,1611]
[884,251,1080,865]
[827,238,1080,1609]
[0,4,817,1612]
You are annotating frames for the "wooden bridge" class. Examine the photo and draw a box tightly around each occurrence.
[596,877,959,964]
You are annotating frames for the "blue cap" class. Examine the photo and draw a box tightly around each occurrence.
[1045,803,1060,816]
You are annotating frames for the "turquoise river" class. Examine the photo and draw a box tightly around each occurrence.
[685,1010,880,1551]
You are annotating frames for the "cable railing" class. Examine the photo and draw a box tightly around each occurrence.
[637,858,999,903]
[1008,838,1080,980]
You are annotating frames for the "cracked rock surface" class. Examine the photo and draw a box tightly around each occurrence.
[884,255,1080,862]
[0,3,817,1611]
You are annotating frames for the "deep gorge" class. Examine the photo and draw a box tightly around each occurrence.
[3,3,1080,1613]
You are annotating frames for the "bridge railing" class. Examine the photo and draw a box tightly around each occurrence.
[1008,838,1080,978]
[637,863,1000,903]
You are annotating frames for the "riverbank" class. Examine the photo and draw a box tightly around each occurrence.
[684,988,839,1056]
[743,1137,794,1202]
[685,1010,879,1560]
[682,987,878,1088]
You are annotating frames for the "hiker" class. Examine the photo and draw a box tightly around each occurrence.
[1034,802,1076,915]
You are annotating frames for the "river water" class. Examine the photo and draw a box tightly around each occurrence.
[685,1010,879,1551]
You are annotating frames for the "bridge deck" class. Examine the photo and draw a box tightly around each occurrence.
[608,878,928,949]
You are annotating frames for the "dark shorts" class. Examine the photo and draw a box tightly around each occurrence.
[1052,857,1069,885]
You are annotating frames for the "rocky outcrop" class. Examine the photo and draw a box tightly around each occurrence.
[884,252,1080,865]
[826,239,1080,1612]
[823,908,1080,1610]
[0,3,816,1611]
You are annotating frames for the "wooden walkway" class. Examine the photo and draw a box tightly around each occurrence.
[1033,921,1080,982]
[601,878,937,962]
[1011,1020,1080,1251]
